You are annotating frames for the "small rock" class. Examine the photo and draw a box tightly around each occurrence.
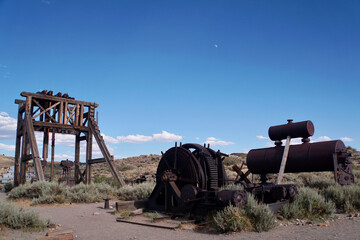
[93,212,100,215]
[130,208,143,216]
[317,223,328,227]
[48,222,56,228]
[306,221,313,225]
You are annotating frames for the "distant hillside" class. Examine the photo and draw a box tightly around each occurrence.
[0,155,14,168]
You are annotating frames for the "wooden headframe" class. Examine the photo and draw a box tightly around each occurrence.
[14,91,125,187]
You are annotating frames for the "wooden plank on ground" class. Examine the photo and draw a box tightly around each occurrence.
[36,233,73,240]
[46,228,74,237]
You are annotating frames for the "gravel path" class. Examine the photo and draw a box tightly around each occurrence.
[1,192,360,240]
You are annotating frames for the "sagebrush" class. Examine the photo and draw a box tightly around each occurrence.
[213,194,275,233]
[0,200,47,229]
[279,187,335,220]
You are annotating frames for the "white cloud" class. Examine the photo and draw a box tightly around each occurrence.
[101,131,182,144]
[117,134,153,143]
[341,137,354,142]
[54,154,73,160]
[256,135,268,140]
[153,131,182,142]
[0,64,7,68]
[0,143,15,151]
[195,137,200,140]
[205,137,234,146]
[214,44,218,48]
[312,136,331,142]
[0,112,17,140]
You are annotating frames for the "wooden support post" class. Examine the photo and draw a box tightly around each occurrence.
[75,133,81,183]
[75,104,79,126]
[58,101,63,124]
[85,131,92,184]
[20,131,29,184]
[50,130,55,181]
[43,128,49,160]
[276,136,291,184]
[79,104,84,126]
[24,96,45,181]
[14,107,23,186]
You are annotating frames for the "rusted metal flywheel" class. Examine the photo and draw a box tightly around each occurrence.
[148,143,247,214]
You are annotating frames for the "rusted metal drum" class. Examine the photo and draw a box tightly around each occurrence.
[268,120,314,141]
[246,140,346,174]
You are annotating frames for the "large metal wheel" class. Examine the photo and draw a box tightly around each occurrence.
[156,146,206,189]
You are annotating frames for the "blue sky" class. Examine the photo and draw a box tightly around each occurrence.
[0,0,359,161]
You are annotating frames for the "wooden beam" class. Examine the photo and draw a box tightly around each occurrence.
[21,91,99,107]
[88,119,125,186]
[14,104,24,186]
[74,133,81,183]
[75,104,79,126]
[22,154,33,161]
[79,136,87,141]
[32,99,57,122]
[32,101,60,120]
[20,131,29,184]
[58,101,63,124]
[85,132,92,184]
[33,121,89,131]
[87,158,106,164]
[51,130,55,182]
[43,128,49,160]
[79,104,84,126]
[276,136,291,184]
[25,111,45,181]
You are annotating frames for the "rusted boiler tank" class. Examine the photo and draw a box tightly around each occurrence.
[247,120,354,185]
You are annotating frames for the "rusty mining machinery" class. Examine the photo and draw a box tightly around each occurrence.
[147,143,248,214]
[147,120,355,214]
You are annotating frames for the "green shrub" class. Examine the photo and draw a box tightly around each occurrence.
[212,194,275,233]
[117,182,155,201]
[306,178,335,190]
[280,187,335,220]
[8,181,67,200]
[9,182,118,205]
[4,182,14,193]
[223,157,243,166]
[94,176,121,188]
[221,183,244,191]
[0,200,47,229]
[118,164,134,172]
[322,185,360,213]
[213,205,252,232]
[244,195,276,232]
[0,184,4,191]
[53,195,66,204]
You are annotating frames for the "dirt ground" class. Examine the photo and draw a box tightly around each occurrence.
[1,192,360,240]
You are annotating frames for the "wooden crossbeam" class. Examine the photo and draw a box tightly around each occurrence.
[33,121,89,131]
[32,99,57,122]
[21,154,33,161]
[32,101,60,120]
[88,158,106,164]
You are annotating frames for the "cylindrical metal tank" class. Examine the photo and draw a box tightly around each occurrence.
[246,140,346,174]
[268,120,315,141]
